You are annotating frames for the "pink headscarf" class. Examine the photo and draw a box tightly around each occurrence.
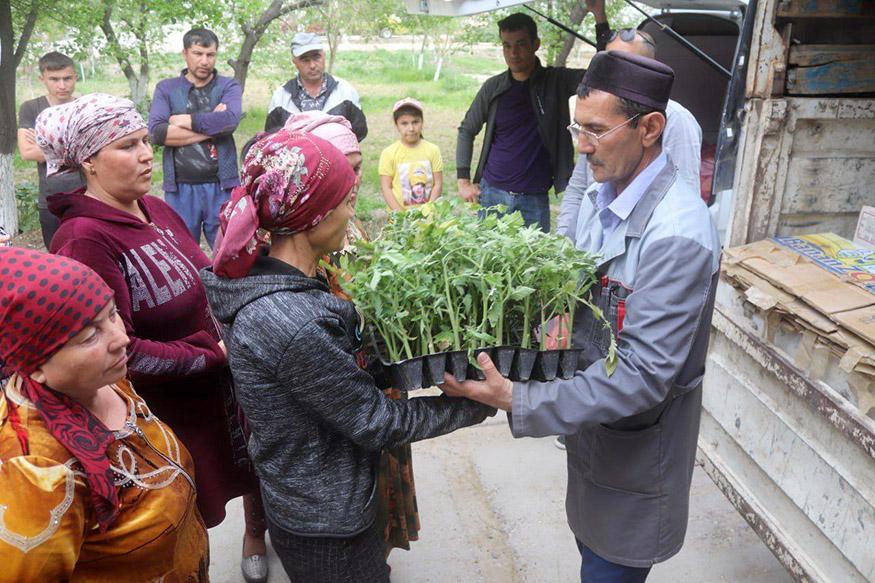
[212,131,356,279]
[284,111,360,155]
[34,93,146,176]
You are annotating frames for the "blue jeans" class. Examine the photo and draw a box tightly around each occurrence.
[478,178,551,232]
[577,541,652,583]
[164,182,230,249]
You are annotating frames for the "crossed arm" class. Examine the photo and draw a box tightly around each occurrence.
[161,104,226,147]
[149,78,243,147]
[17,128,45,162]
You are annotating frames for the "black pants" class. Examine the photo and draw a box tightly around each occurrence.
[39,207,60,250]
[267,519,390,583]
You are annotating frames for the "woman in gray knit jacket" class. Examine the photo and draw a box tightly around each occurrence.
[202,130,495,582]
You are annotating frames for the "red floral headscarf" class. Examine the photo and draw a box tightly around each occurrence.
[0,247,120,531]
[212,131,356,278]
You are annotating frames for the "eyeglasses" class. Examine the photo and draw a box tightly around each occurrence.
[607,28,657,49]
[568,113,641,145]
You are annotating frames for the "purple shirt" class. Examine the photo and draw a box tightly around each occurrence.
[482,79,552,193]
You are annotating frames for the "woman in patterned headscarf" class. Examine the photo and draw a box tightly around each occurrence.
[284,109,422,558]
[34,93,264,576]
[0,247,208,581]
[202,131,494,582]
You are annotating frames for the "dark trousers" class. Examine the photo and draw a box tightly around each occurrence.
[577,540,652,583]
[479,177,551,233]
[39,207,60,249]
[267,519,390,583]
[164,182,230,250]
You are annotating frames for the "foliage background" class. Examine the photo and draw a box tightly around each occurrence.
[10,0,645,241]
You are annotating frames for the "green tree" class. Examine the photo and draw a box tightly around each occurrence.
[296,0,410,73]
[65,0,222,112]
[549,0,641,66]
[225,0,323,92]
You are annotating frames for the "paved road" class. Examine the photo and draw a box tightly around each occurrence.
[209,414,792,582]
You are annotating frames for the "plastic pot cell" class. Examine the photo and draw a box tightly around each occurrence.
[422,352,447,387]
[491,346,515,377]
[446,350,469,382]
[388,357,424,391]
[532,350,561,382]
[558,348,585,379]
[466,348,491,381]
[511,348,538,381]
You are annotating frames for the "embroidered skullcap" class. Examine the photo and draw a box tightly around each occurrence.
[284,110,361,155]
[34,92,146,176]
[0,246,120,532]
[582,51,675,110]
[213,131,357,279]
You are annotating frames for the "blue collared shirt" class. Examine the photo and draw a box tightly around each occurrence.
[595,153,668,245]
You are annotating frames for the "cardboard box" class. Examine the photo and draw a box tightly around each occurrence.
[854,206,875,249]
[772,233,875,294]
[722,233,875,370]
[721,231,875,418]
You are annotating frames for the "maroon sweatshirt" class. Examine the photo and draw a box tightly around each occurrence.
[49,191,253,526]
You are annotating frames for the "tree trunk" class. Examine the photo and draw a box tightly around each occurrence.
[228,24,261,92]
[0,0,17,160]
[228,0,322,92]
[327,32,338,73]
[127,73,149,112]
[134,1,150,112]
[552,2,588,67]
[433,55,443,82]
[99,2,150,111]
[0,0,39,235]
[0,155,14,235]
[417,35,427,70]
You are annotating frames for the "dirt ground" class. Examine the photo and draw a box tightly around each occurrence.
[207,414,793,583]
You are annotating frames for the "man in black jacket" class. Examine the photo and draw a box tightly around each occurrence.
[456,6,608,231]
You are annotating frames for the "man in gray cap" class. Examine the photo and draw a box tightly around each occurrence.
[441,51,721,581]
[265,32,367,140]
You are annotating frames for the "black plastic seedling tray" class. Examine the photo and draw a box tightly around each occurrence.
[378,346,590,391]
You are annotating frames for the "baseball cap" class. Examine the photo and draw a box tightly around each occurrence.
[291,32,324,58]
[392,97,424,114]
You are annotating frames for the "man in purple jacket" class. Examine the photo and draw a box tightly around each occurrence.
[149,28,242,249]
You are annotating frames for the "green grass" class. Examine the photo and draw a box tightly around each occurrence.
[13,47,505,231]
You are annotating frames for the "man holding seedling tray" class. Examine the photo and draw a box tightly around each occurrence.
[442,51,721,582]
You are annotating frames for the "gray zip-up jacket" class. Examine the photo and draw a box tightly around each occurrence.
[511,158,721,567]
[201,256,494,537]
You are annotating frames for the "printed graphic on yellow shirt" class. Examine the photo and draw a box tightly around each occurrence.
[399,160,433,206]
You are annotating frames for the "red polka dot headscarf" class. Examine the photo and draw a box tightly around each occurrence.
[0,247,121,531]
[0,247,114,375]
[33,92,146,177]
